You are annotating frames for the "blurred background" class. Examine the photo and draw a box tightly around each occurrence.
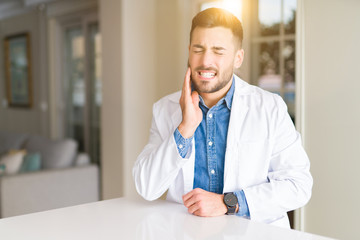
[0,0,359,239]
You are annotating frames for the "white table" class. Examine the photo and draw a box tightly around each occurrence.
[0,197,334,240]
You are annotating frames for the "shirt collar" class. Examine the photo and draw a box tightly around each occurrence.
[224,76,235,110]
[197,75,235,110]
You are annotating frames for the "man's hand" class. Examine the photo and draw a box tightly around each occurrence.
[182,188,227,217]
[178,67,203,138]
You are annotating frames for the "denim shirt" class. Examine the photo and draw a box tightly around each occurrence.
[174,79,250,217]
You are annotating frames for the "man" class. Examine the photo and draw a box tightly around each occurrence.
[133,8,312,228]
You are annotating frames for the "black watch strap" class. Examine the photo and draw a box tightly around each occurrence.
[226,205,236,215]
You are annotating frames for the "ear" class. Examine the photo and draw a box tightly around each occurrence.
[234,48,244,69]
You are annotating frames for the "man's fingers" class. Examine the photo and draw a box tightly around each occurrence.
[182,189,194,203]
[187,202,200,215]
[180,67,191,105]
[192,209,203,217]
[184,67,191,96]
[183,188,202,203]
[191,91,199,105]
[182,67,190,88]
[183,195,198,208]
[185,67,191,83]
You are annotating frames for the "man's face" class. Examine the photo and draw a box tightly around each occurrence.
[188,26,243,94]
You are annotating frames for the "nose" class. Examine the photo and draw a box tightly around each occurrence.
[199,50,214,68]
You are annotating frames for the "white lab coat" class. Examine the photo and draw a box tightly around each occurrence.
[133,75,313,228]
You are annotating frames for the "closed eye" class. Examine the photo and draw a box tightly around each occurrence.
[213,46,226,55]
[191,44,205,53]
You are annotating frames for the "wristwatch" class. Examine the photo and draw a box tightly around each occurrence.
[223,192,238,215]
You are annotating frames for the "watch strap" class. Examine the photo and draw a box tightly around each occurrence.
[226,205,236,215]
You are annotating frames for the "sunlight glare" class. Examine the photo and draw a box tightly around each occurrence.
[200,0,243,21]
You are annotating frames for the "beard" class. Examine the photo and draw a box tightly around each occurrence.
[189,62,234,94]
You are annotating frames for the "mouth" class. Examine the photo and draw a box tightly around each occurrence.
[197,70,217,80]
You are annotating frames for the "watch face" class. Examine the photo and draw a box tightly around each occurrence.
[224,193,238,207]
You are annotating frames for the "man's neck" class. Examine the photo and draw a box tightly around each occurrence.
[200,78,233,108]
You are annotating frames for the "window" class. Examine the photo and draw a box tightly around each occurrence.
[251,0,297,122]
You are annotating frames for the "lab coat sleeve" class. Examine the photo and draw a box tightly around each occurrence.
[242,95,313,223]
[133,102,190,201]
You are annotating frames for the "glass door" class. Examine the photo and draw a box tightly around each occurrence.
[64,20,102,165]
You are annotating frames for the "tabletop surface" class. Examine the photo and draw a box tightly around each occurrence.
[0,197,334,240]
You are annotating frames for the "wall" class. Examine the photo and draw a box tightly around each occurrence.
[0,9,49,136]
[303,0,360,239]
[156,0,185,98]
[100,0,158,200]
[155,0,200,98]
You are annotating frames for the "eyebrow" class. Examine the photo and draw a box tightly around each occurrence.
[192,44,205,49]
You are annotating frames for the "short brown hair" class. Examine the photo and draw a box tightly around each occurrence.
[190,8,243,48]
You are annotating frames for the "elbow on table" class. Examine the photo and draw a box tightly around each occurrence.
[132,169,160,202]
[292,172,313,208]
[134,183,160,201]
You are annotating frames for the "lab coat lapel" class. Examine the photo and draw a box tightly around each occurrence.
[223,77,250,192]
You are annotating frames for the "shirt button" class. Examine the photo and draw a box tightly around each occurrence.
[210,169,215,174]
[208,141,213,146]
[208,113,213,118]
[179,144,183,149]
